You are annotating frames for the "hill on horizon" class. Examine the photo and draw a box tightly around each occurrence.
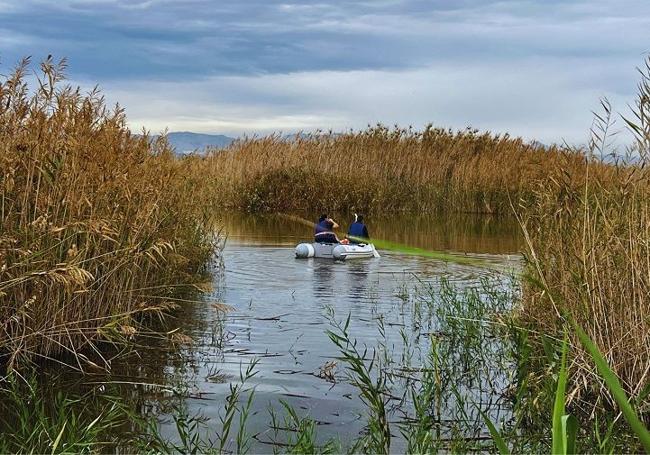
[159,131,235,154]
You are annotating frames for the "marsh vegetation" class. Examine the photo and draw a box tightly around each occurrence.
[0,57,221,366]
[195,126,588,215]
[2,55,650,453]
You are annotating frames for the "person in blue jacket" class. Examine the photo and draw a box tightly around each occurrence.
[314,214,340,243]
[347,214,370,244]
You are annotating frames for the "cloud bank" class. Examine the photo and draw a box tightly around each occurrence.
[1,0,649,143]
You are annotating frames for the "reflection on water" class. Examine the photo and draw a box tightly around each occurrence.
[190,212,523,448]
[346,260,371,298]
[2,212,524,450]
[220,211,523,254]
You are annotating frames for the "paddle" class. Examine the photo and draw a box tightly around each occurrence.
[276,213,489,267]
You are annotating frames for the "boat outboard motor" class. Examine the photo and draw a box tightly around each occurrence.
[295,243,315,258]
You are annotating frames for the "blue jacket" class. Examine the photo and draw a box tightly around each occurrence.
[347,222,369,242]
[314,219,337,243]
[314,219,331,235]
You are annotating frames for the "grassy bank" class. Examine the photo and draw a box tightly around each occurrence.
[0,58,220,367]
[195,125,587,215]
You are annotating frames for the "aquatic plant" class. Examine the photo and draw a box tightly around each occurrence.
[327,311,391,454]
[5,52,650,455]
[137,359,258,454]
[7,275,647,453]
[272,400,341,454]
[0,372,130,453]
[484,323,650,454]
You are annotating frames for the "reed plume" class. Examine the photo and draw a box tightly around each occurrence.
[0,57,219,368]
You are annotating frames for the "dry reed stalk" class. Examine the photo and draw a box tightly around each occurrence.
[0,57,220,368]
[518,59,650,419]
[196,125,586,215]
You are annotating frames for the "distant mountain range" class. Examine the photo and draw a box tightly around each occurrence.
[161,132,235,154]
[157,131,320,155]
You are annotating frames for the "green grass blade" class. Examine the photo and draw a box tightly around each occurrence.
[478,408,510,455]
[572,321,650,453]
[552,333,569,455]
[51,421,66,455]
[561,414,578,455]
[85,413,103,432]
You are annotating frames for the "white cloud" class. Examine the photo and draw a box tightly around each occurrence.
[6,0,644,144]
[0,27,37,48]
[93,55,640,144]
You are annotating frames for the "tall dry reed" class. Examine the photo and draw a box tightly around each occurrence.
[0,57,218,368]
[518,59,650,419]
[198,126,585,215]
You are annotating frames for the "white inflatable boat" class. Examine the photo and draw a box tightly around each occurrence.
[295,242,380,260]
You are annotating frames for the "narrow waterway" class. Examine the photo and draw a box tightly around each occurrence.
[19,212,524,451]
[162,212,524,450]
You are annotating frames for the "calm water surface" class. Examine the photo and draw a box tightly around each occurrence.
[163,212,524,449]
[29,212,525,450]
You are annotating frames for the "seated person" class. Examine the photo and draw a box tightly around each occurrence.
[347,214,370,244]
[314,214,340,243]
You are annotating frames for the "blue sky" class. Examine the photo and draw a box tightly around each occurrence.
[1,0,649,143]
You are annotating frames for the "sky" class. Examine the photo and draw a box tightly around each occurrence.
[1,0,649,144]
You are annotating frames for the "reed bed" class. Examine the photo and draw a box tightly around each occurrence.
[0,58,219,368]
[4,52,650,451]
[517,61,650,422]
[197,125,586,215]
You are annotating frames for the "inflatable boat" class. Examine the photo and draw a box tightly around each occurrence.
[295,242,380,260]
